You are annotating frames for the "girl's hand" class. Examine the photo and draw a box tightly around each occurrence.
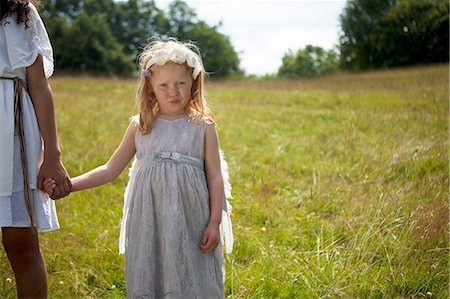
[200,223,220,253]
[37,159,71,199]
[42,178,57,197]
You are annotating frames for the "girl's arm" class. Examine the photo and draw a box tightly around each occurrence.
[27,54,71,197]
[200,123,224,253]
[70,121,138,192]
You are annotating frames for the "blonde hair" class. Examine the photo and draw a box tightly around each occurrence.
[135,39,215,134]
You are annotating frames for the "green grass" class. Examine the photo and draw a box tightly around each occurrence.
[0,64,448,298]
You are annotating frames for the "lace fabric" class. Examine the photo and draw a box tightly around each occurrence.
[120,117,232,298]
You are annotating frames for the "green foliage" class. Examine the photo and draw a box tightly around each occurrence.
[165,0,197,36]
[186,21,241,77]
[109,0,168,61]
[165,0,242,77]
[339,0,394,70]
[41,0,137,75]
[374,0,449,66]
[57,12,133,75]
[278,45,339,78]
[340,0,449,70]
[39,0,241,77]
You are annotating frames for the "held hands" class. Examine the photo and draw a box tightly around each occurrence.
[42,178,61,198]
[200,223,220,253]
[38,159,71,199]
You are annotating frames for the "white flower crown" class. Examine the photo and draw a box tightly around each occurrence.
[144,47,202,79]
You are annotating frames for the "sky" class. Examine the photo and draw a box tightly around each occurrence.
[154,0,347,76]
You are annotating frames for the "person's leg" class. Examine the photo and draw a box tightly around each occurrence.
[2,227,47,299]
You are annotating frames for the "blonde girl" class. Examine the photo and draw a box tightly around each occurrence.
[45,39,233,298]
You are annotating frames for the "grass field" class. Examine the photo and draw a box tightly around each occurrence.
[0,64,448,298]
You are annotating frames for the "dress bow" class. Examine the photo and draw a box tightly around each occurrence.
[159,151,182,162]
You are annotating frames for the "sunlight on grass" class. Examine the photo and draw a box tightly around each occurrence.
[0,64,447,298]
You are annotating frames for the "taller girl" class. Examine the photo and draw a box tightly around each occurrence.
[0,1,71,297]
[48,39,233,298]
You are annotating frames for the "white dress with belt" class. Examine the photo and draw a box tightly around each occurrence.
[0,3,59,231]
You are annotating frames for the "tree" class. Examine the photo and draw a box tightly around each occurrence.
[39,0,241,77]
[110,0,168,62]
[39,0,84,19]
[374,0,449,67]
[186,21,241,77]
[278,45,339,78]
[165,0,241,77]
[339,0,395,70]
[166,0,197,37]
[58,12,133,75]
[339,0,449,70]
[40,0,134,75]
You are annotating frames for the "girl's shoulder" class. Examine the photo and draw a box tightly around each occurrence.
[189,113,216,128]
[130,115,140,126]
[127,116,140,135]
[189,117,217,138]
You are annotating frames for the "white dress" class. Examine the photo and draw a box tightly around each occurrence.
[119,117,233,298]
[0,3,59,231]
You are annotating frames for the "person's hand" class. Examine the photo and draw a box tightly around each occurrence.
[37,159,71,199]
[42,178,56,197]
[41,177,72,200]
[200,223,220,253]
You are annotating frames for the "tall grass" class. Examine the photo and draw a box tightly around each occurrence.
[0,64,448,298]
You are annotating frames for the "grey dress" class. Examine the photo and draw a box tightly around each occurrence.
[122,116,224,299]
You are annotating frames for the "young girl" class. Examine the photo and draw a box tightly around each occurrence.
[0,0,71,298]
[45,39,233,298]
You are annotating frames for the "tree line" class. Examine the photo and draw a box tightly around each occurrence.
[39,0,448,78]
[40,0,241,77]
[279,0,449,77]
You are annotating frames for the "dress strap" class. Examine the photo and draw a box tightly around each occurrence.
[0,77,34,226]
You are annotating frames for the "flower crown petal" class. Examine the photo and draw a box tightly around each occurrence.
[186,54,197,69]
[171,50,186,64]
[193,67,201,79]
[144,47,203,79]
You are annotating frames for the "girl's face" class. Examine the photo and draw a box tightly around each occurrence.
[150,62,193,118]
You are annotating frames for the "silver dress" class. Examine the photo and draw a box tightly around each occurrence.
[122,116,224,299]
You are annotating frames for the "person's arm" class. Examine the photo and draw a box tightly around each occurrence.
[70,121,138,192]
[26,54,70,197]
[200,123,224,253]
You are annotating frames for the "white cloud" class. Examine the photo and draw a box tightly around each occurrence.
[155,0,347,75]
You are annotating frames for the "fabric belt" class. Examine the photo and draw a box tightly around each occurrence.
[139,151,204,170]
[0,77,34,226]
[138,151,231,211]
